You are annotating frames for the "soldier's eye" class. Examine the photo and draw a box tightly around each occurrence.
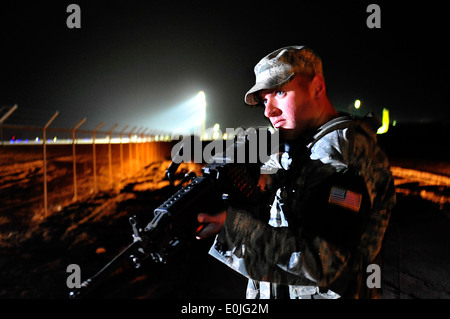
[276,91,285,97]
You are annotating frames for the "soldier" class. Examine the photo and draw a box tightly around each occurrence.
[197,46,396,299]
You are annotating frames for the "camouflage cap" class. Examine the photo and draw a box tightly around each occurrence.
[244,46,323,106]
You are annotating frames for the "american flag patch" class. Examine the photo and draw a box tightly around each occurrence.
[328,186,362,212]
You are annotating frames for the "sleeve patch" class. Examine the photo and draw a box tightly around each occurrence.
[328,186,362,212]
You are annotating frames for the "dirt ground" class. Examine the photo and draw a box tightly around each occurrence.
[0,135,449,300]
[0,159,249,299]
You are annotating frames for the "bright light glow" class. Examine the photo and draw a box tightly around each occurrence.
[198,91,206,106]
[354,99,361,109]
[197,91,207,139]
[146,91,207,138]
[377,108,390,134]
[212,123,220,139]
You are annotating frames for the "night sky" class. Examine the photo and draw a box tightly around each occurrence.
[1,1,448,133]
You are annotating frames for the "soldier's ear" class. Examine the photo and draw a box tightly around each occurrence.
[310,75,326,99]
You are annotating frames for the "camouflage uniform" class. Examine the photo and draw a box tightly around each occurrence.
[209,114,396,298]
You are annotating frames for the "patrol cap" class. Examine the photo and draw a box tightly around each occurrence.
[244,45,323,106]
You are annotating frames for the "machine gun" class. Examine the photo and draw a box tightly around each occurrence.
[69,127,277,298]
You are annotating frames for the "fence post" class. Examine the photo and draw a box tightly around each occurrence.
[107,123,118,187]
[119,125,129,180]
[149,130,155,163]
[72,117,86,202]
[145,132,150,166]
[128,126,137,175]
[141,128,149,170]
[43,111,59,218]
[92,122,104,193]
[135,127,143,172]
[0,104,18,146]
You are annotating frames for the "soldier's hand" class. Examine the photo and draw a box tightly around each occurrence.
[196,210,226,239]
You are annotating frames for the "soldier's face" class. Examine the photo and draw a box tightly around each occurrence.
[260,76,316,139]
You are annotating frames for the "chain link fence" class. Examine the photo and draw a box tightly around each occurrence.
[0,105,173,219]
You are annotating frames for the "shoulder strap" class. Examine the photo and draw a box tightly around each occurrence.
[306,115,355,150]
[306,113,381,150]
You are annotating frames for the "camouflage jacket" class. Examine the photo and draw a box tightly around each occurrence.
[209,114,396,299]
